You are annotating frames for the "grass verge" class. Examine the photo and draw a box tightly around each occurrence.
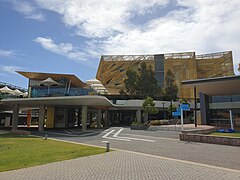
[210,132,240,138]
[0,133,105,172]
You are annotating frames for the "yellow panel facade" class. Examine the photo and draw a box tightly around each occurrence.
[97,56,154,94]
[96,51,235,99]
[196,51,234,78]
[164,52,197,98]
[46,107,54,128]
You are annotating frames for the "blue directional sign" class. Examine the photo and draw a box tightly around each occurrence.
[176,108,181,112]
[180,104,190,110]
[172,111,181,116]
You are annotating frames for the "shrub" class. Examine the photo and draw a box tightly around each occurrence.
[130,121,149,130]
[149,120,169,126]
[90,122,97,128]
[130,121,147,126]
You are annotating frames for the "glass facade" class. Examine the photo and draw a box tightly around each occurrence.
[31,87,93,97]
[210,95,240,103]
[154,54,164,88]
[207,95,240,127]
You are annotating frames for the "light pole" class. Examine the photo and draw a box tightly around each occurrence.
[170,100,173,119]
[162,102,165,119]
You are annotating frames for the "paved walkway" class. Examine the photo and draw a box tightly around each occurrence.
[1,151,240,180]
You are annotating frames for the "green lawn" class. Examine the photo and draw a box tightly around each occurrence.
[210,132,240,138]
[0,133,105,172]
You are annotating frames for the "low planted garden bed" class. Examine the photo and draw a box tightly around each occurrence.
[179,128,240,146]
[148,120,169,126]
[130,122,149,130]
[210,132,240,138]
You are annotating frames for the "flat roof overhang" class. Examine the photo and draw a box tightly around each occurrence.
[16,71,89,88]
[1,96,114,109]
[182,75,240,96]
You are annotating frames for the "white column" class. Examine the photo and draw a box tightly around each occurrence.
[97,109,101,128]
[143,113,148,123]
[81,106,87,130]
[136,109,141,123]
[230,110,234,130]
[104,111,108,127]
[38,105,45,131]
[12,104,19,131]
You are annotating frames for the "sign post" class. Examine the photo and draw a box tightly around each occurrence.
[172,104,190,131]
[180,104,190,131]
[181,108,184,131]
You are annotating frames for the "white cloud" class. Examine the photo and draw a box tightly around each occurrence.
[0,65,23,74]
[35,0,169,37]
[10,0,45,21]
[34,37,88,62]
[34,0,240,72]
[0,49,15,57]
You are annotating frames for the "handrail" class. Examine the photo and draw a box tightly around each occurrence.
[175,119,180,131]
[215,121,220,128]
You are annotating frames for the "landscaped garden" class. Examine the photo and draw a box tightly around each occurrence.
[0,133,105,172]
[210,132,240,138]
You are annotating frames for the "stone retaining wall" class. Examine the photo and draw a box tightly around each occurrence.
[179,128,240,146]
[182,128,217,134]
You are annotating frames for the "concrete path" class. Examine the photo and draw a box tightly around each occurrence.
[1,151,240,180]
[40,127,240,170]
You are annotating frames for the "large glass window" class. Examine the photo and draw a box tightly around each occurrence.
[208,109,231,125]
[210,95,240,103]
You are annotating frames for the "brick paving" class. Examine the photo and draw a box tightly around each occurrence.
[1,151,240,180]
[55,127,240,170]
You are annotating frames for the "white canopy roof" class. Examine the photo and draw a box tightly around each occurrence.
[86,78,101,84]
[13,89,23,95]
[90,83,105,87]
[0,86,13,94]
[41,77,60,85]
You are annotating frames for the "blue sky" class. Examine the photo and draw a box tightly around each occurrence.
[0,0,240,88]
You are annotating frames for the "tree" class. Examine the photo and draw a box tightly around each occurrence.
[142,96,159,122]
[167,103,177,118]
[124,62,161,98]
[163,69,178,101]
[138,63,160,97]
[180,98,190,105]
[124,68,139,96]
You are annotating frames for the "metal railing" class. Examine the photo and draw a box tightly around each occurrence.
[0,81,27,92]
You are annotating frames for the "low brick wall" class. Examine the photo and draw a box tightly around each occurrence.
[182,128,217,134]
[179,128,240,146]
[11,130,31,135]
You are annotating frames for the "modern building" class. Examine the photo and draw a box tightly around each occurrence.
[182,75,240,128]
[96,51,234,98]
[1,71,177,131]
[86,78,108,94]
[1,50,239,132]
[16,71,92,97]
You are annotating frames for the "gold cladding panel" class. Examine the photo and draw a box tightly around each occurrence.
[97,60,154,94]
[164,56,197,99]
[96,51,234,98]
[196,52,234,78]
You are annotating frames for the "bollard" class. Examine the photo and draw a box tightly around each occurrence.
[45,134,48,140]
[106,142,110,152]
[102,141,110,152]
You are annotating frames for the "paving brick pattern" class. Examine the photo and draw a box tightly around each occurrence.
[1,151,240,180]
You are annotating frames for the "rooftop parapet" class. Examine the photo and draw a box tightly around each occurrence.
[196,51,231,60]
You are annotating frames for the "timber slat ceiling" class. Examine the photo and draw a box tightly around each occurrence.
[17,71,88,88]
